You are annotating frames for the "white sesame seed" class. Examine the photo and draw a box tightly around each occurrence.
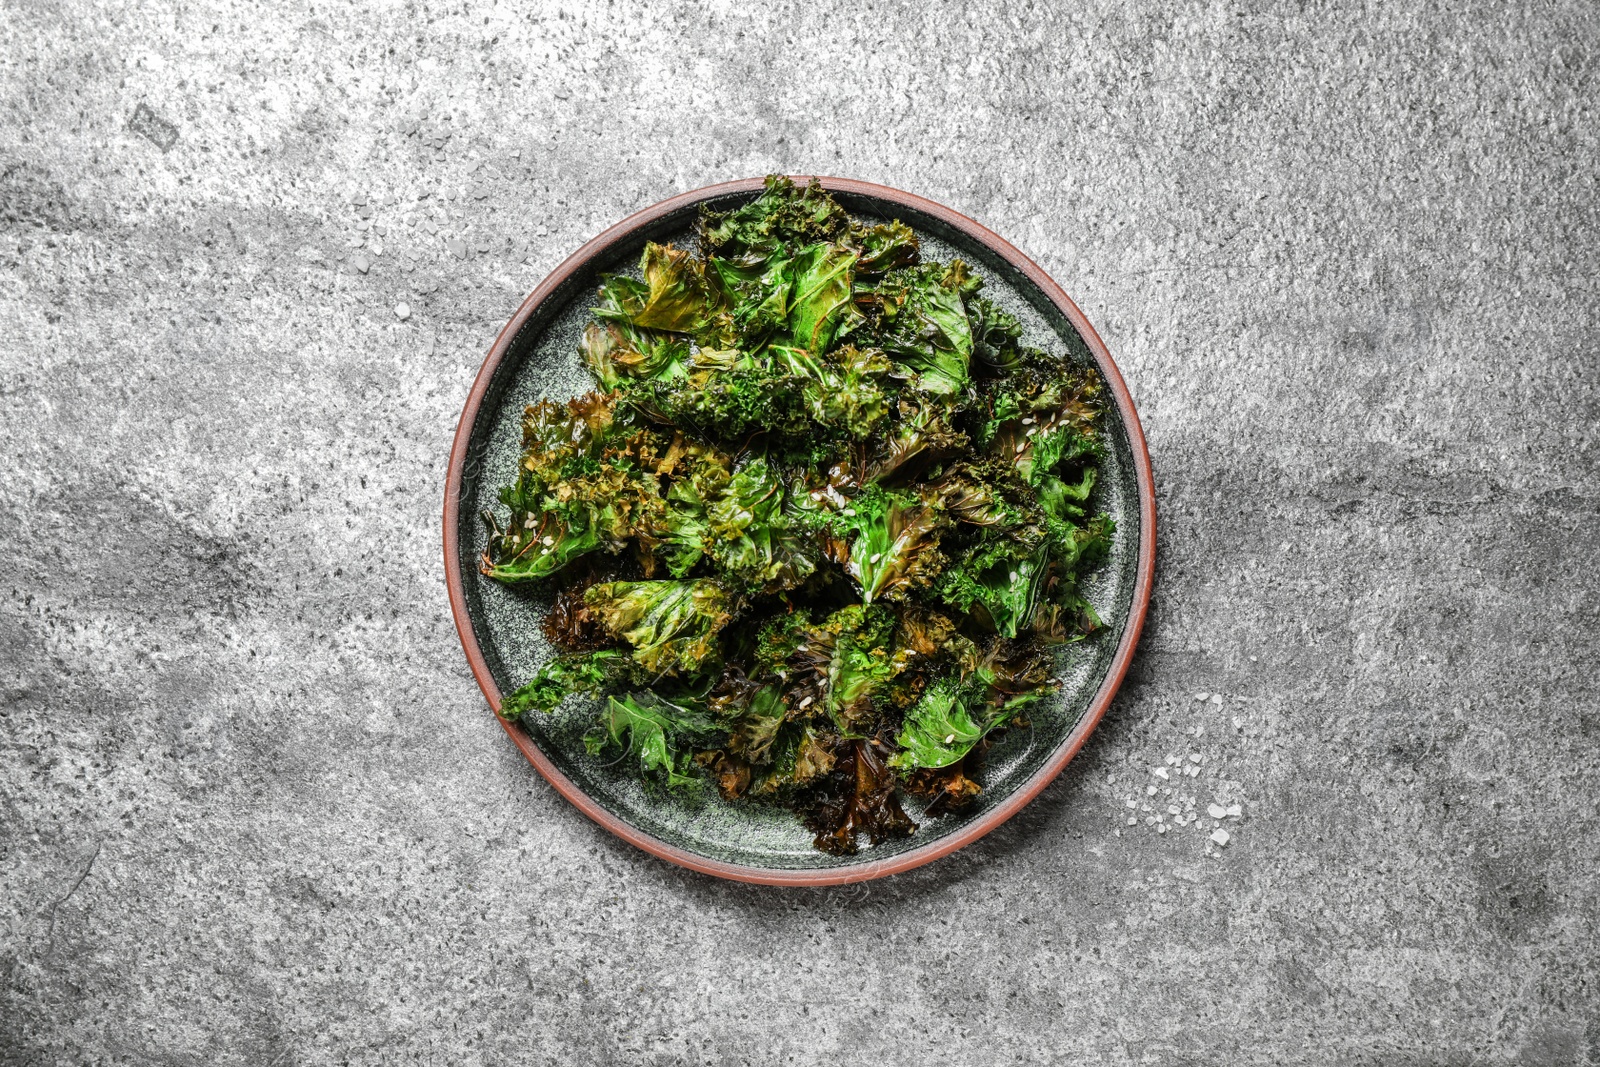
[798,696,813,709]
[944,733,956,744]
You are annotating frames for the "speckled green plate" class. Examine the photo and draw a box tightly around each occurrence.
[444,177,1154,885]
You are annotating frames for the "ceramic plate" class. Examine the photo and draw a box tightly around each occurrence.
[444,177,1154,885]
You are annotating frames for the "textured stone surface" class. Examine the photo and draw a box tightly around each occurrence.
[2,2,1597,1064]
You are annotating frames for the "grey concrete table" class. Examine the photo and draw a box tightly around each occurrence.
[3,2,1596,1064]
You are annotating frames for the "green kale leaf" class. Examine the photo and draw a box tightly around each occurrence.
[497,649,634,719]
[584,579,734,675]
[584,693,724,788]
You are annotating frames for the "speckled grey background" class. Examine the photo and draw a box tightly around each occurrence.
[2,2,1596,1065]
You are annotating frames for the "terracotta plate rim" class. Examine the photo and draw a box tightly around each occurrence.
[442,176,1156,886]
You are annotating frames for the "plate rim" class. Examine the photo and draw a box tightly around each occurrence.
[443,176,1156,886]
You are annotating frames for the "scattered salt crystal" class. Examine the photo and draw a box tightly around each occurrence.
[1167,805,1180,816]
[1226,804,1242,818]
[1152,767,1169,780]
[1188,753,1203,764]
[1158,824,1169,834]
[394,302,411,320]
[1185,765,1200,777]
[1207,803,1228,819]
[1210,694,1222,706]
[1145,785,1157,797]
[1195,692,1209,702]
[1210,829,1231,847]
[1125,800,1137,809]
[1166,754,1180,765]
[1127,816,1137,826]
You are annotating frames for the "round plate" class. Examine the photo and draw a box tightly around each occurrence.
[444,177,1155,885]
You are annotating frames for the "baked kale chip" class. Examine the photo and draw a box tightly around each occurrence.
[481,176,1114,854]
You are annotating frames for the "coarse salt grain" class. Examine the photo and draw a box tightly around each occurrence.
[1188,753,1203,763]
[1207,803,1228,819]
[1145,785,1158,796]
[1153,767,1169,780]
[1195,692,1209,701]
[1227,804,1243,818]
[1210,829,1231,847]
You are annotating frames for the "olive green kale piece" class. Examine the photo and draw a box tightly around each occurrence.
[585,693,725,788]
[481,176,1118,852]
[584,579,735,676]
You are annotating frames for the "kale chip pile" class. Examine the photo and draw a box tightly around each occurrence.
[482,177,1113,855]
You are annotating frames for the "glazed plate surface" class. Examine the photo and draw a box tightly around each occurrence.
[443,178,1154,885]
